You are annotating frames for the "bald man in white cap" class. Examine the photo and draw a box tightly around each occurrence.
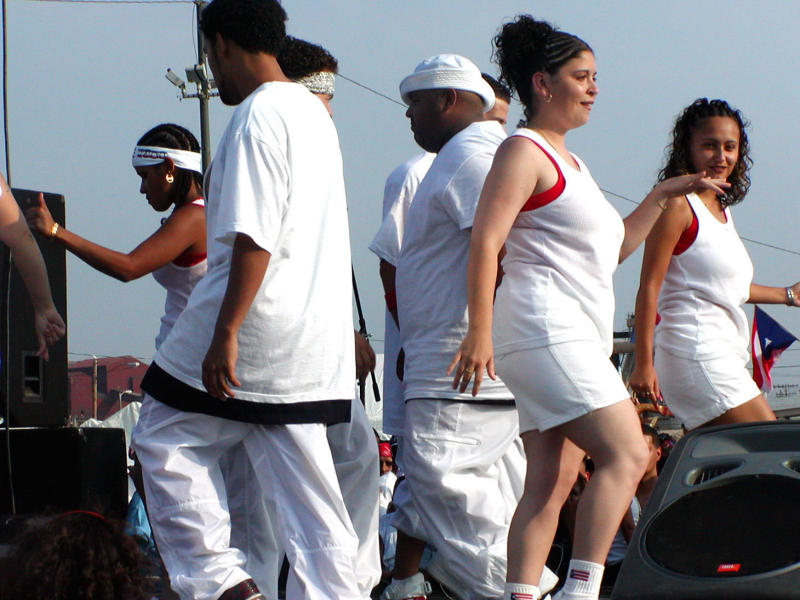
[381,54,557,600]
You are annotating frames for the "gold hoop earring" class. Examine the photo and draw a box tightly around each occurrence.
[545,93,552,103]
[166,173,174,184]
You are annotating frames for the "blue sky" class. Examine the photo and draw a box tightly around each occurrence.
[6,0,800,385]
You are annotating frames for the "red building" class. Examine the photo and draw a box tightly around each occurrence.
[68,355,148,421]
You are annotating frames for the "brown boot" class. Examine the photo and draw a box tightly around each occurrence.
[217,578,264,600]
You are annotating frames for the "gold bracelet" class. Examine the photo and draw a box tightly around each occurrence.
[49,222,59,239]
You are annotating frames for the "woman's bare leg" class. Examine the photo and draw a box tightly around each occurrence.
[700,394,775,429]
[506,428,585,585]
[560,400,649,564]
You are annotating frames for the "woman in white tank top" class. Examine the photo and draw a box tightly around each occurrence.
[630,99,800,430]
[446,17,729,600]
[25,123,207,351]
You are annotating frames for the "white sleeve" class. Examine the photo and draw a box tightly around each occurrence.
[213,131,289,254]
[439,151,493,230]
[369,195,407,265]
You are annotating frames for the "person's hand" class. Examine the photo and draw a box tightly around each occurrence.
[354,330,376,381]
[33,305,65,360]
[202,330,241,399]
[628,361,660,405]
[24,193,56,237]
[654,171,730,202]
[446,329,495,397]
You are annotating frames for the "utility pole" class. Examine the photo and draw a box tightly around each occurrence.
[91,355,98,419]
[195,0,211,171]
[165,1,217,171]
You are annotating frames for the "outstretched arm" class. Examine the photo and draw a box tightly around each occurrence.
[26,193,205,282]
[0,181,65,358]
[619,173,729,263]
[748,282,800,306]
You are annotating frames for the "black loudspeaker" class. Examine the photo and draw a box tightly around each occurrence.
[0,427,128,519]
[613,422,800,599]
[2,188,68,427]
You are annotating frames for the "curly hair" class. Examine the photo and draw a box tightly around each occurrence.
[659,98,751,206]
[493,15,591,122]
[5,512,151,600]
[278,36,338,79]
[200,0,287,55]
[137,123,203,207]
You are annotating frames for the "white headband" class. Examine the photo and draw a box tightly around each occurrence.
[297,71,335,97]
[132,146,203,174]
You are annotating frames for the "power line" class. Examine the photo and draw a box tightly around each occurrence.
[25,0,192,4]
[337,73,405,108]
[600,187,800,257]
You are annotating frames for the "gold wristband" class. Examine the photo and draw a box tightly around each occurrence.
[49,222,59,239]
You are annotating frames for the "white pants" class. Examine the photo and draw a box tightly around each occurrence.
[224,395,380,599]
[390,399,525,600]
[132,395,360,600]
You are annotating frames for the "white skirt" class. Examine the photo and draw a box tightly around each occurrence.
[495,340,630,433]
[655,348,762,430]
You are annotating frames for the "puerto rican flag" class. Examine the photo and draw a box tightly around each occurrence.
[751,306,797,393]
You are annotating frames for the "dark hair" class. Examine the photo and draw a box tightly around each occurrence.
[200,0,287,55]
[137,123,203,207]
[5,512,150,600]
[659,98,751,207]
[641,423,660,447]
[278,36,338,79]
[493,15,591,121]
[481,72,511,103]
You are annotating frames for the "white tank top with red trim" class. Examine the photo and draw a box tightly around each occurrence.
[152,198,208,350]
[493,128,624,356]
[654,192,753,360]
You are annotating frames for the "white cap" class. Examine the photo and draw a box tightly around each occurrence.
[399,54,495,111]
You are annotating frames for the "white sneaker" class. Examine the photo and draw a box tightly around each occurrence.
[380,573,432,600]
[540,566,559,596]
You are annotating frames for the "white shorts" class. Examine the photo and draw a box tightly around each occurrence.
[655,349,762,430]
[495,341,629,433]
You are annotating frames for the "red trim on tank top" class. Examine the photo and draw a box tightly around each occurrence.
[172,198,206,266]
[673,199,699,255]
[512,136,566,212]
[173,251,206,267]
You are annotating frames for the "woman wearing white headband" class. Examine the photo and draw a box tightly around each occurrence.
[25,123,206,351]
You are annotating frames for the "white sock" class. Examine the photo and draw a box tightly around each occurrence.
[561,559,604,598]
[504,582,541,600]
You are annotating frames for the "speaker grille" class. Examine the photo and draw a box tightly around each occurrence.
[685,461,741,485]
[644,475,800,577]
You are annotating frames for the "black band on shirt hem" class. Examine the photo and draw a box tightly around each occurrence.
[141,362,351,425]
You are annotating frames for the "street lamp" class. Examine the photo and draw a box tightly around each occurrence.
[116,389,133,414]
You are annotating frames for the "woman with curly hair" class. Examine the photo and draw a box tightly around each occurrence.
[447,16,728,600]
[629,99,800,430]
[4,511,150,600]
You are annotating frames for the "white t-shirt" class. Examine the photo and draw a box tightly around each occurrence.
[144,81,354,424]
[369,152,434,433]
[395,120,511,402]
[370,152,435,266]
